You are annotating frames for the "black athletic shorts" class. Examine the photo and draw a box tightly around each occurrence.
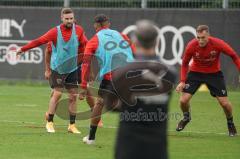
[183,71,227,97]
[98,79,116,97]
[49,67,81,89]
[98,79,118,109]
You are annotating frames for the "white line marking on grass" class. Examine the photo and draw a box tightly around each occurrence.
[168,130,227,135]
[15,104,38,107]
[75,125,229,136]
[0,120,231,136]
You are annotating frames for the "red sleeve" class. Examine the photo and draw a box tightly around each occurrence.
[21,28,57,52]
[76,26,88,64]
[81,35,98,89]
[46,42,52,53]
[78,32,88,54]
[181,42,194,82]
[120,33,136,54]
[76,25,88,54]
[219,40,240,71]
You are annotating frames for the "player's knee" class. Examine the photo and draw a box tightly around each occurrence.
[219,100,231,108]
[86,96,95,107]
[69,94,77,103]
[52,91,62,100]
[179,97,189,106]
[86,95,94,102]
[95,99,104,108]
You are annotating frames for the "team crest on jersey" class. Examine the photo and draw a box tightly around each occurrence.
[195,52,200,57]
[194,52,200,59]
[210,50,217,56]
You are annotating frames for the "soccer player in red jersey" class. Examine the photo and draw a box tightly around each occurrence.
[175,25,240,136]
[80,14,135,144]
[44,42,103,127]
[16,8,87,133]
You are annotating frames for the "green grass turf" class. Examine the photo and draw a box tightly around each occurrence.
[0,85,239,159]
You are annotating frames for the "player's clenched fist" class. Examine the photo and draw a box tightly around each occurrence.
[16,48,23,56]
[44,70,51,80]
[176,82,185,93]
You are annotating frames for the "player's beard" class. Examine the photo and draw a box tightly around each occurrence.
[65,23,73,29]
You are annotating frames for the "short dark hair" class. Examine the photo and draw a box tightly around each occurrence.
[196,25,209,33]
[94,14,109,24]
[135,20,158,49]
[61,7,73,15]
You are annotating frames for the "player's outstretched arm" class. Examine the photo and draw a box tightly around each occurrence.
[16,28,56,56]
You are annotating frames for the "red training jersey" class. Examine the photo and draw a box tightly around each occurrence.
[181,36,240,82]
[81,27,136,89]
[21,24,88,59]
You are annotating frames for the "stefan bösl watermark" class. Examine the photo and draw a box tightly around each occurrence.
[120,108,181,122]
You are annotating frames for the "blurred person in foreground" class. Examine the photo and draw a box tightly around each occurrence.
[114,20,176,159]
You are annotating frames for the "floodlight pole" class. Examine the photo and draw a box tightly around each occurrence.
[223,0,229,9]
[141,0,147,8]
[64,0,70,7]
